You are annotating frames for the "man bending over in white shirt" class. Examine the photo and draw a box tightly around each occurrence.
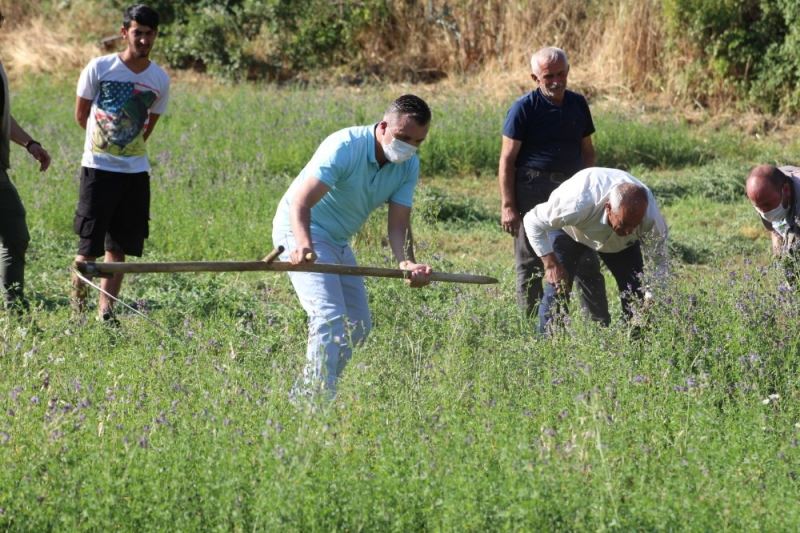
[522,167,669,334]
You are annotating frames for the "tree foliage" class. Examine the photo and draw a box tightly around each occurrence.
[95,0,800,113]
[663,0,800,112]
[116,0,387,80]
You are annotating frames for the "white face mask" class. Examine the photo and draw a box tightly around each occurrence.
[382,137,417,163]
[757,195,789,224]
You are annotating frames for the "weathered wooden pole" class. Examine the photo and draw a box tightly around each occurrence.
[73,253,498,285]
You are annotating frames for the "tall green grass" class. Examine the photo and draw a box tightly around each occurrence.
[0,76,798,529]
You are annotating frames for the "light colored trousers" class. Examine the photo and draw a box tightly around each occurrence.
[273,232,372,394]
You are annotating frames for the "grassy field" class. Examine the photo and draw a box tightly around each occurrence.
[1,75,800,530]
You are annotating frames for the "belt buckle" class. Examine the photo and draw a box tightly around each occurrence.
[518,167,566,183]
[535,169,566,183]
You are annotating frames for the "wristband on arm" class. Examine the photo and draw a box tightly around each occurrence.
[24,139,40,152]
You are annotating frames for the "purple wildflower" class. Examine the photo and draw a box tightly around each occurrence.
[9,386,22,402]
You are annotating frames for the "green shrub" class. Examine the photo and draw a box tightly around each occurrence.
[415,187,495,226]
[130,0,387,80]
[663,0,800,113]
[159,5,248,79]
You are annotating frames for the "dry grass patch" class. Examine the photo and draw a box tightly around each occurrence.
[0,17,100,80]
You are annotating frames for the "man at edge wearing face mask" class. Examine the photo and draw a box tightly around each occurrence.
[746,164,800,283]
[272,94,433,400]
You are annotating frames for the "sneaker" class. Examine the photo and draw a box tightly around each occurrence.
[97,309,120,327]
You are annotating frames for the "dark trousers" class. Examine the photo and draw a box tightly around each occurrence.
[539,232,644,334]
[0,170,30,305]
[514,167,609,323]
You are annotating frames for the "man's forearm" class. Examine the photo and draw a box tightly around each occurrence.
[498,159,517,210]
[580,135,596,169]
[644,235,670,290]
[388,226,415,264]
[521,210,555,257]
[142,114,161,141]
[771,231,784,255]
[8,117,35,146]
[289,206,313,249]
[581,143,596,168]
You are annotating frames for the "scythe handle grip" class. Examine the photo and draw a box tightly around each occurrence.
[261,246,284,264]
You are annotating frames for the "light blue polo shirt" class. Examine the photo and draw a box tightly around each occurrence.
[272,124,420,246]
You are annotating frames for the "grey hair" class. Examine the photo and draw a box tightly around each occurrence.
[609,183,648,213]
[530,47,569,75]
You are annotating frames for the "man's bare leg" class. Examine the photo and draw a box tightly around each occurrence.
[71,254,95,313]
[99,250,125,318]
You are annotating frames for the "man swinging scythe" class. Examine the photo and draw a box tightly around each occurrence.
[271,94,434,400]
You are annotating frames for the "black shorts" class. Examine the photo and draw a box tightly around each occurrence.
[74,167,150,257]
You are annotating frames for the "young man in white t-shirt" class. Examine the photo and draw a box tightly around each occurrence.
[71,4,169,322]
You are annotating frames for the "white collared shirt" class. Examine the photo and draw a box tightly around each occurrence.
[522,167,669,280]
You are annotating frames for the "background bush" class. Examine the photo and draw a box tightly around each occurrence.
[128,0,388,80]
[663,0,800,113]
[139,0,800,113]
[6,1,800,113]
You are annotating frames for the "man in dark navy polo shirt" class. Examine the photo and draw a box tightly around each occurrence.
[498,46,610,324]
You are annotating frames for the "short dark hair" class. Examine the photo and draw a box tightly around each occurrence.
[123,4,160,30]
[386,94,431,126]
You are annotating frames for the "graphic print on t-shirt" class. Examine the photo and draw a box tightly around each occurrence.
[91,80,157,156]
